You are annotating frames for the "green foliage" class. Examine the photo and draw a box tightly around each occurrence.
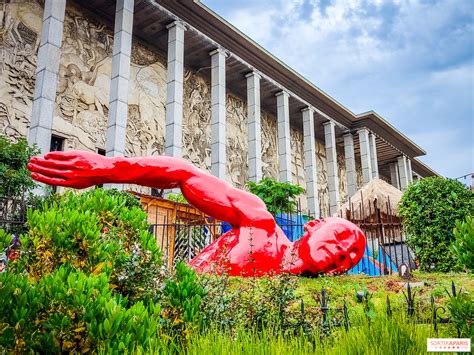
[247,178,305,214]
[173,314,436,355]
[0,267,161,353]
[452,216,474,272]
[0,230,11,252]
[448,290,474,338]
[0,135,39,196]
[163,262,206,335]
[167,193,189,204]
[201,273,297,330]
[17,188,162,303]
[399,177,474,271]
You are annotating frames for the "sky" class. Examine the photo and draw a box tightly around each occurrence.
[201,0,474,180]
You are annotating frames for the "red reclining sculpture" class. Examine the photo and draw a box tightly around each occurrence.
[28,151,366,276]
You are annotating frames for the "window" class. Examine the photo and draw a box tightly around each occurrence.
[50,135,65,152]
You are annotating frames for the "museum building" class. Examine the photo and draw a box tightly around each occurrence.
[0,0,438,217]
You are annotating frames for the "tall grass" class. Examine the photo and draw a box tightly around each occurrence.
[149,314,438,354]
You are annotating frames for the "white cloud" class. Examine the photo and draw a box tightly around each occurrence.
[203,0,474,177]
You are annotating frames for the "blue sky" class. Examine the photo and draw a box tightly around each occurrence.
[202,0,474,179]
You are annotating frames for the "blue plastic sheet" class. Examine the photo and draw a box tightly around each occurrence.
[348,244,398,276]
[221,213,307,242]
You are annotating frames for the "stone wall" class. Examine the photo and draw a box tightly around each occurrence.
[0,1,358,213]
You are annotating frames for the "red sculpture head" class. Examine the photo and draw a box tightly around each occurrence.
[289,217,366,275]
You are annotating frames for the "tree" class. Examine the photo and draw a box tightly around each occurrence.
[0,135,39,196]
[399,177,474,272]
[247,178,305,215]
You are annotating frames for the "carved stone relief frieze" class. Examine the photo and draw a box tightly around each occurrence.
[182,69,211,172]
[226,94,248,188]
[261,111,278,180]
[0,1,42,139]
[316,139,330,217]
[0,1,167,161]
[355,158,364,189]
[337,148,348,204]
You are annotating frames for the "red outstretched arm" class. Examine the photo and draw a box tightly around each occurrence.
[27,151,275,230]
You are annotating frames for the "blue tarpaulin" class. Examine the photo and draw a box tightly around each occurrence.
[221,213,307,242]
[348,244,398,276]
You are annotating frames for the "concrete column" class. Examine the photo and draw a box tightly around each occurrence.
[246,72,262,182]
[358,128,372,185]
[407,158,413,184]
[165,21,186,158]
[210,48,227,180]
[343,133,357,197]
[28,0,67,153]
[302,107,320,218]
[106,0,134,157]
[369,133,379,179]
[324,121,340,215]
[389,162,400,189]
[276,91,291,182]
[397,155,409,190]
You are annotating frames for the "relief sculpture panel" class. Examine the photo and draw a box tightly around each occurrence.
[290,127,307,211]
[337,148,348,204]
[0,1,167,162]
[0,1,42,140]
[226,94,248,188]
[261,111,278,180]
[316,140,330,217]
[182,69,211,173]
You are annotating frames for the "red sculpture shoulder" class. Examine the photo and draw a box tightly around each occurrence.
[28,150,365,276]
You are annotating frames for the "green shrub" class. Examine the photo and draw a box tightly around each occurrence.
[0,135,39,196]
[17,188,162,303]
[201,273,297,331]
[0,230,11,252]
[399,177,474,271]
[163,262,206,336]
[167,192,189,204]
[0,267,161,353]
[448,290,474,338]
[247,178,305,214]
[452,216,474,272]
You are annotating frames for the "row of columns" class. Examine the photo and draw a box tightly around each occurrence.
[29,0,414,214]
[389,155,414,190]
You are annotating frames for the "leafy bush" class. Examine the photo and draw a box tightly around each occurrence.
[163,262,206,336]
[452,216,474,272]
[16,188,162,303]
[0,267,161,353]
[201,273,297,331]
[167,192,189,204]
[447,290,473,338]
[0,135,39,196]
[399,177,474,271]
[247,178,304,214]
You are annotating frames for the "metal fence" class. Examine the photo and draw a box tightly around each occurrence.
[0,194,27,233]
[338,195,415,275]
[287,281,459,338]
[150,196,415,273]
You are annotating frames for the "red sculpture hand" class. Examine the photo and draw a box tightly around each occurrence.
[27,151,113,189]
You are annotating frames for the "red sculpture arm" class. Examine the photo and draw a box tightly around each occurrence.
[27,151,275,230]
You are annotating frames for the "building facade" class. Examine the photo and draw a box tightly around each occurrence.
[0,0,438,217]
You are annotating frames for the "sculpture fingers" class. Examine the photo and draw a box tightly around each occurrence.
[44,151,78,161]
[27,162,74,179]
[29,156,76,170]
[30,172,69,186]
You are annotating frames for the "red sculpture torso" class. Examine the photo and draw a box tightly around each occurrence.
[28,151,366,276]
